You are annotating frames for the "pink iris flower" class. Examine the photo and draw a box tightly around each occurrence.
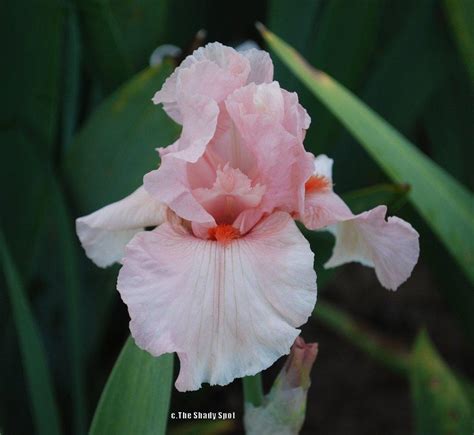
[76,43,419,392]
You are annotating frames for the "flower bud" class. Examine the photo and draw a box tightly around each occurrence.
[244,337,318,435]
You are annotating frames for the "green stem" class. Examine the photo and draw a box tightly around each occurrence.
[243,374,264,407]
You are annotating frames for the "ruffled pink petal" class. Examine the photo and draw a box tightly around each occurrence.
[225,83,314,231]
[242,48,274,84]
[281,89,311,142]
[192,164,265,225]
[76,186,166,268]
[152,42,250,124]
[325,206,420,290]
[144,156,215,225]
[117,211,317,391]
[301,190,353,230]
[162,92,219,164]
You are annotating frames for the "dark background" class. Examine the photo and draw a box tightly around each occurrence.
[0,0,473,434]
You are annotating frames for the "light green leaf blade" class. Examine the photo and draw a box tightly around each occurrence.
[259,26,474,283]
[410,331,473,435]
[443,0,474,83]
[0,231,62,435]
[90,337,173,435]
[63,62,180,212]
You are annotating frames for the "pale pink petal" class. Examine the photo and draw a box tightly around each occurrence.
[225,83,314,231]
[192,164,265,224]
[144,156,215,225]
[281,89,311,141]
[164,92,219,163]
[117,212,317,391]
[301,190,353,230]
[152,43,250,124]
[325,206,420,290]
[242,48,274,84]
[76,186,166,268]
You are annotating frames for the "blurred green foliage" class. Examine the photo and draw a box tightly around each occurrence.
[0,0,472,434]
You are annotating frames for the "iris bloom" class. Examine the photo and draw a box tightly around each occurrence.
[76,43,419,391]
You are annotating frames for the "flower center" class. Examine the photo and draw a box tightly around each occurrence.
[304,175,331,193]
[208,224,241,244]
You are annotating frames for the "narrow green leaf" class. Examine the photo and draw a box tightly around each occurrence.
[64,62,180,212]
[410,331,473,435]
[443,0,474,83]
[90,337,173,435]
[0,231,62,435]
[0,0,63,274]
[48,180,87,434]
[259,26,474,283]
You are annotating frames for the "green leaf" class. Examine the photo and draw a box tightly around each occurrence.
[410,331,473,435]
[76,0,169,91]
[0,0,63,274]
[90,337,173,435]
[46,180,87,434]
[0,231,62,435]
[64,62,180,212]
[259,26,474,283]
[443,0,474,83]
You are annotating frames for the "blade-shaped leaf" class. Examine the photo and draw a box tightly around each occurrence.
[90,337,173,435]
[410,331,473,435]
[259,26,474,283]
[45,179,87,434]
[0,0,63,275]
[0,231,62,435]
